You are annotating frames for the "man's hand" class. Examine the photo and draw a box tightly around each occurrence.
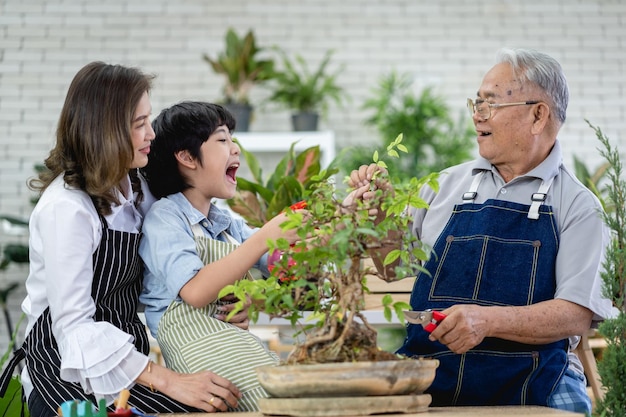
[427,300,594,354]
[427,305,489,354]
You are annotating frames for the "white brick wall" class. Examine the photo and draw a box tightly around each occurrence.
[0,0,625,352]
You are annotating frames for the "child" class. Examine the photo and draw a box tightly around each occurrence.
[139,101,301,411]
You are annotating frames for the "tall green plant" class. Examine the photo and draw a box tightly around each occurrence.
[202,28,275,105]
[344,71,474,182]
[587,121,626,417]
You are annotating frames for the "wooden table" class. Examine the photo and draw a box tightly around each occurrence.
[159,407,583,416]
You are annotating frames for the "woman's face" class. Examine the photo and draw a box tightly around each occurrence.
[129,91,155,169]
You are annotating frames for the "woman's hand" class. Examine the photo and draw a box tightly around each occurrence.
[139,362,242,412]
[168,369,242,412]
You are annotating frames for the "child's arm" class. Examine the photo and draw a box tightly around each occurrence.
[179,213,299,308]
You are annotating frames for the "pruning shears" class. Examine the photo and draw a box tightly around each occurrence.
[403,309,447,333]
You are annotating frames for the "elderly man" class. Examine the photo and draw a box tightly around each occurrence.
[349,48,614,414]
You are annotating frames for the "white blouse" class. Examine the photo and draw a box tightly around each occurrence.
[21,174,155,404]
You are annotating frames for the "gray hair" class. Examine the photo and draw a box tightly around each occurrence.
[496,48,569,125]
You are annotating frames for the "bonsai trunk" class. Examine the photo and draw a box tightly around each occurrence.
[285,254,399,364]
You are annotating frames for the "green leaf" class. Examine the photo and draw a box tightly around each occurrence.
[383,250,401,265]
[0,376,28,417]
[235,139,264,184]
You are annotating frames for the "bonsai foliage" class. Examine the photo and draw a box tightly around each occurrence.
[340,71,474,182]
[227,140,338,228]
[220,135,438,364]
[266,49,347,116]
[589,121,626,417]
[202,28,275,105]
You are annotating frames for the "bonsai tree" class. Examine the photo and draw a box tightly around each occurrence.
[202,28,275,131]
[221,135,439,364]
[587,121,626,417]
[227,140,337,228]
[266,49,347,131]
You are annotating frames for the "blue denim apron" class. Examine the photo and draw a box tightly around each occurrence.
[397,172,568,407]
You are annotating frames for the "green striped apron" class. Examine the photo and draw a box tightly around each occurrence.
[157,220,279,411]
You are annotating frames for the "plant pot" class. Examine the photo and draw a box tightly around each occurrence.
[223,102,253,132]
[291,112,319,131]
[255,359,438,416]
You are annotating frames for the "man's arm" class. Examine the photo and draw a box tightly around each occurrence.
[429,299,593,354]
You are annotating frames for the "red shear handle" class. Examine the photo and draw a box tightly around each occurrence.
[289,201,307,211]
[423,311,446,333]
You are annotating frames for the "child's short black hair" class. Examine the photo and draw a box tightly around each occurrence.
[142,101,236,198]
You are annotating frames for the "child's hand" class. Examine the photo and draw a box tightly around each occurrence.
[263,211,303,245]
[215,295,251,330]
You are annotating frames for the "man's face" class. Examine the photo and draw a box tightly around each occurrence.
[472,63,546,180]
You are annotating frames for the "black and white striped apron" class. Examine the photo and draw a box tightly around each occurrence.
[0,215,199,416]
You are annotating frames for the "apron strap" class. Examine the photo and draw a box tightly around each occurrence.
[189,222,204,239]
[462,171,485,202]
[185,214,255,281]
[462,171,555,220]
[0,346,25,396]
[527,176,554,220]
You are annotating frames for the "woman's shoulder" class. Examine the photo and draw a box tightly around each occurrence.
[34,176,97,217]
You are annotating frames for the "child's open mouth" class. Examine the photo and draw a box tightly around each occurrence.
[226,163,239,181]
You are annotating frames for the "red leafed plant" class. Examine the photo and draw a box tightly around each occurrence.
[227,140,336,228]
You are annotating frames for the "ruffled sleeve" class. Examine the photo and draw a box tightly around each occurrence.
[59,321,148,402]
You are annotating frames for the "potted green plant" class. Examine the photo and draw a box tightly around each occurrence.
[226,139,337,228]
[266,49,347,131]
[221,136,441,415]
[202,28,276,131]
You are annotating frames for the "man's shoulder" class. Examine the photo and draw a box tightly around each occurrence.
[437,160,480,185]
[556,164,604,208]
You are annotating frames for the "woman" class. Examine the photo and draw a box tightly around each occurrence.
[0,62,241,416]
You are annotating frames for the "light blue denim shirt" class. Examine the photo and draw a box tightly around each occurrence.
[139,193,268,337]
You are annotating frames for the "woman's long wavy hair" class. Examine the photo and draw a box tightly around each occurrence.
[29,61,155,216]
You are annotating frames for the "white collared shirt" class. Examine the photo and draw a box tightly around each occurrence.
[21,174,155,404]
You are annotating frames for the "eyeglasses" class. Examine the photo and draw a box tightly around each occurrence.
[467,98,540,121]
